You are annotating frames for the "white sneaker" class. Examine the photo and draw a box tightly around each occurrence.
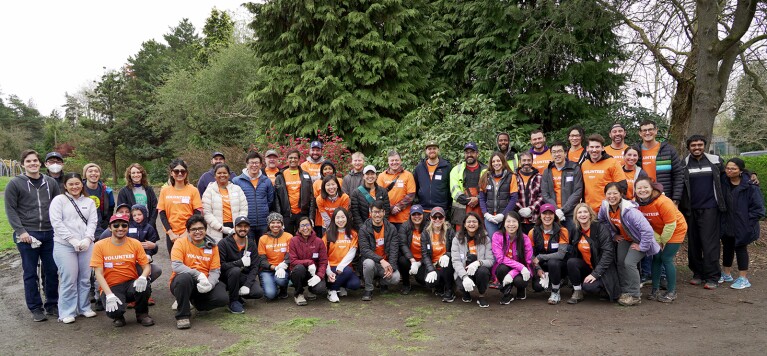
[82,310,97,318]
[327,291,340,303]
[338,288,348,297]
[171,300,178,310]
[61,316,76,324]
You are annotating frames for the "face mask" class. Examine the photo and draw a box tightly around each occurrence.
[47,164,63,174]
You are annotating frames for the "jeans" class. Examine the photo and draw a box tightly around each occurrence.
[15,231,58,311]
[289,264,327,296]
[484,220,502,238]
[171,273,228,319]
[53,241,93,319]
[248,225,267,244]
[259,270,289,300]
[616,239,644,297]
[328,267,361,291]
[653,243,680,292]
[101,279,151,320]
[362,259,401,291]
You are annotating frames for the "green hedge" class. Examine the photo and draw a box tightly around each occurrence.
[741,155,767,203]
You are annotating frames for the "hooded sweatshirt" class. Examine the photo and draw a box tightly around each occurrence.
[5,173,61,235]
[128,204,160,256]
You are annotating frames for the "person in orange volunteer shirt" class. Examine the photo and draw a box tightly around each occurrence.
[257,213,292,300]
[90,214,154,327]
[313,175,350,233]
[263,150,281,186]
[604,123,628,165]
[358,200,401,301]
[158,159,203,256]
[565,203,619,303]
[376,150,416,229]
[566,126,587,165]
[635,177,687,302]
[541,141,583,226]
[621,147,648,200]
[397,204,429,295]
[323,208,361,302]
[581,134,626,212]
[449,142,486,231]
[479,152,519,237]
[273,150,313,234]
[301,141,326,182]
[420,207,456,302]
[197,152,234,197]
[170,215,227,330]
[528,204,570,305]
[529,129,552,174]
[311,161,343,235]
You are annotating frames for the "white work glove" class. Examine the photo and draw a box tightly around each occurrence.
[540,272,550,289]
[521,267,531,282]
[30,237,42,249]
[484,213,494,224]
[466,261,480,276]
[425,271,438,284]
[275,268,287,279]
[409,261,421,276]
[308,264,317,276]
[494,214,504,223]
[196,273,212,293]
[462,276,475,292]
[78,238,91,252]
[133,276,148,293]
[241,255,251,267]
[307,275,321,287]
[519,207,532,218]
[105,293,122,312]
[223,226,234,235]
[277,262,288,271]
[502,273,514,287]
[555,209,566,222]
[438,255,450,268]
[68,238,82,250]
[239,286,250,296]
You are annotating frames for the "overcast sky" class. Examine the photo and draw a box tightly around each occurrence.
[0,1,248,115]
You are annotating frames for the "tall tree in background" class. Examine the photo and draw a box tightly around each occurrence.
[728,65,767,151]
[198,8,235,65]
[244,0,438,149]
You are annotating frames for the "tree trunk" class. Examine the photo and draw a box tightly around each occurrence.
[111,152,119,186]
[668,41,698,152]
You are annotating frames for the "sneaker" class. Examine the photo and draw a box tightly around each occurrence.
[278,287,289,299]
[137,314,155,326]
[516,288,527,300]
[294,294,307,306]
[568,290,584,304]
[477,297,489,308]
[618,294,641,306]
[228,301,245,314]
[112,316,127,327]
[433,289,444,298]
[660,277,668,290]
[547,291,561,305]
[32,309,47,322]
[361,290,373,301]
[327,291,340,303]
[703,281,718,290]
[718,273,734,284]
[500,292,514,305]
[441,291,455,303]
[731,277,751,290]
[94,299,104,311]
[44,306,58,317]
[127,302,136,309]
[489,281,500,289]
[338,288,348,297]
[658,291,677,303]
[82,310,97,318]
[176,318,191,330]
[147,297,156,306]
[61,316,76,324]
[640,275,651,287]
[305,291,317,301]
[689,277,703,286]
[647,289,660,301]
[461,291,472,303]
[401,284,411,295]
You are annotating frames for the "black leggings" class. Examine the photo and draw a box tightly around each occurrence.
[722,235,749,271]
[566,258,603,294]
[495,264,527,294]
[532,259,566,292]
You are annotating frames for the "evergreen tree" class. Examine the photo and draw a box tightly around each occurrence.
[198,8,235,65]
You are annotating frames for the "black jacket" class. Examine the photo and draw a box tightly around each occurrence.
[358,219,400,270]
[637,142,684,202]
[397,220,429,260]
[680,153,726,215]
[421,226,455,273]
[117,185,158,226]
[413,158,452,211]
[568,221,620,301]
[273,167,313,218]
[349,184,390,231]
[218,234,261,275]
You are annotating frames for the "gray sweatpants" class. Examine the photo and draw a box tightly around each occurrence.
[362,259,401,292]
[616,239,645,297]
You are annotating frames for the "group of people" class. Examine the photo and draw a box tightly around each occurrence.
[4,120,764,329]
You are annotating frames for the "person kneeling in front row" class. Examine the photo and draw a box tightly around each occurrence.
[170,215,228,329]
[218,216,264,314]
[358,200,401,301]
[289,216,329,305]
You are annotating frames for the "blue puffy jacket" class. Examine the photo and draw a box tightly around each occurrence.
[233,172,274,228]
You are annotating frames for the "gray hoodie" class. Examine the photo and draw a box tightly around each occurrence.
[4,173,61,235]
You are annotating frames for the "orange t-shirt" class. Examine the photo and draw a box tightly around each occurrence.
[578,235,593,269]
[265,167,280,186]
[550,167,563,207]
[410,230,422,261]
[283,169,304,214]
[427,162,438,179]
[313,178,343,223]
[301,161,323,182]
[581,157,624,212]
[258,232,293,266]
[638,195,688,244]
[568,147,584,163]
[532,150,553,174]
[429,230,447,264]
[608,208,631,241]
[315,194,350,227]
[374,225,386,258]
[158,184,203,235]
[641,143,661,181]
[219,187,232,224]
[468,239,477,255]
[170,237,221,284]
[90,237,149,291]
[376,170,416,223]
[528,227,569,250]
[623,169,638,200]
[604,145,626,166]
[323,230,358,267]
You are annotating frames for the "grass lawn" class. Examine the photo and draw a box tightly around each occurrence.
[0,176,10,192]
[0,195,15,251]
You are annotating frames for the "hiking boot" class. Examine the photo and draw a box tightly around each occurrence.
[647,289,660,301]
[689,277,703,286]
[176,318,191,329]
[32,308,47,322]
[618,294,641,306]
[703,281,718,290]
[568,290,584,304]
[228,301,245,314]
[294,294,307,306]
[731,277,751,290]
[547,290,561,305]
[401,284,411,295]
[305,291,317,300]
[441,291,455,303]
[516,288,527,300]
[361,290,373,301]
[477,297,489,308]
[327,290,340,303]
[658,291,677,303]
[500,292,514,305]
[137,314,155,326]
[112,316,127,327]
[461,291,472,303]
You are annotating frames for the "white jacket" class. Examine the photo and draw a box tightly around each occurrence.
[49,193,98,245]
[202,181,248,241]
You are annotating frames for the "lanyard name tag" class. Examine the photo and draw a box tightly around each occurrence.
[376,239,384,246]
[203,249,213,254]
[312,253,319,258]
[128,228,138,234]
[104,262,114,268]
[244,251,251,257]
[551,243,559,249]
[181,197,190,204]
[434,175,442,180]
[566,176,573,182]
[280,248,286,252]
[396,182,404,188]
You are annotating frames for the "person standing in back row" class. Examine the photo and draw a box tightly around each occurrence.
[197,152,235,197]
[233,151,274,241]
[449,143,486,231]
[529,130,552,174]
[342,152,366,195]
[541,141,583,225]
[604,123,628,165]
[273,150,313,234]
[413,141,452,214]
[377,150,416,230]
[301,141,326,182]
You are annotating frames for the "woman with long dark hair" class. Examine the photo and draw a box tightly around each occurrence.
[117,163,158,225]
[420,207,455,302]
[323,207,361,302]
[528,204,570,304]
[451,212,495,307]
[492,211,532,305]
[397,204,429,295]
[478,152,518,237]
[158,159,203,255]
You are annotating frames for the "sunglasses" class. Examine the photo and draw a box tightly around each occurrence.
[111,223,128,229]
[172,169,187,175]
[431,215,445,220]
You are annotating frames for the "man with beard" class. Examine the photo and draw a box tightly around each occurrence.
[413,141,452,214]
[496,132,518,171]
[264,150,281,186]
[514,152,543,233]
[273,150,313,234]
[529,129,552,174]
[542,141,583,225]
[301,141,326,182]
[218,216,264,313]
[449,143,486,230]
[44,151,65,192]
[581,134,626,212]
[604,123,628,165]
[342,152,366,195]
[358,200,401,301]
[197,152,234,197]
[377,150,416,229]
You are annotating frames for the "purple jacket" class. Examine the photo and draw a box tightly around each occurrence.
[491,231,533,278]
[598,199,659,256]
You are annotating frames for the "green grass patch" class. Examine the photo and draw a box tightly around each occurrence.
[404,316,424,328]
[278,317,337,334]
[213,313,259,333]
[220,337,261,355]
[0,176,10,191]
[0,196,15,251]
[164,345,210,356]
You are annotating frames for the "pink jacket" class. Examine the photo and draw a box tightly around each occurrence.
[491,231,532,279]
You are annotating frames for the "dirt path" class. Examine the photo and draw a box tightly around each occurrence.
[1,236,766,355]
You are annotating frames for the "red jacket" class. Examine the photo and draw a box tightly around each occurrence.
[289,232,328,278]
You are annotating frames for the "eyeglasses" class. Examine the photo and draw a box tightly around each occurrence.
[431,215,445,220]
[247,161,261,166]
[640,128,656,133]
[189,227,205,232]
[371,210,385,215]
[550,149,565,154]
[111,223,128,229]
[172,169,187,175]
[299,223,312,228]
